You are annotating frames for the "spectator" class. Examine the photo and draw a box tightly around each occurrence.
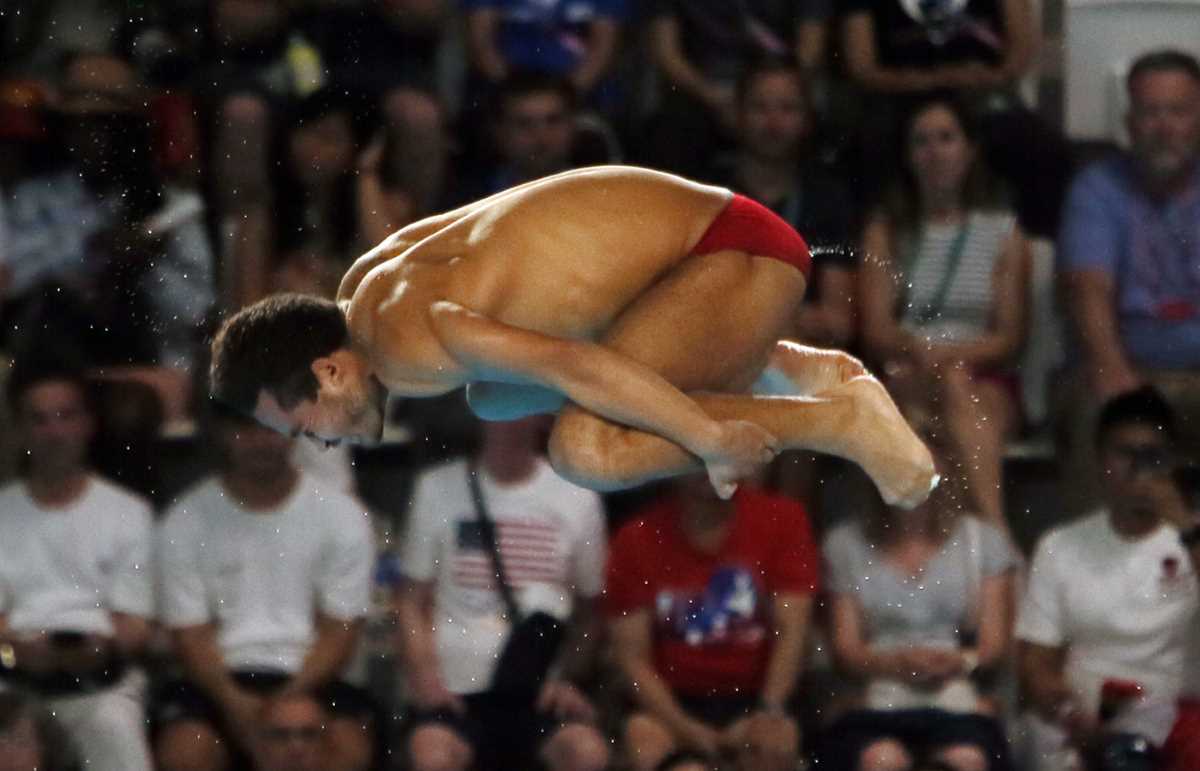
[0,361,155,771]
[462,0,626,108]
[397,416,609,771]
[452,72,593,201]
[858,94,1030,534]
[0,690,79,771]
[254,692,330,771]
[1017,387,1200,771]
[1060,49,1200,510]
[643,0,831,178]
[229,88,407,307]
[817,420,1017,771]
[707,57,857,349]
[604,472,819,771]
[0,50,215,408]
[154,403,377,771]
[840,0,1069,236]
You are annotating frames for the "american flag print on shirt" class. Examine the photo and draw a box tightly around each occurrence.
[454,517,565,591]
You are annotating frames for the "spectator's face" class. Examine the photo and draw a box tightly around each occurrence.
[0,717,43,771]
[257,698,325,771]
[217,414,296,480]
[739,71,809,161]
[1127,69,1200,183]
[290,112,356,189]
[1098,421,1175,520]
[498,92,573,180]
[907,104,974,204]
[17,380,95,477]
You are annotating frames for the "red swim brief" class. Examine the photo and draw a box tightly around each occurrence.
[691,193,812,279]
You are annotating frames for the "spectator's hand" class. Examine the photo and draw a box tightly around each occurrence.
[536,679,596,722]
[677,718,722,758]
[219,687,267,750]
[1057,698,1101,753]
[901,647,966,685]
[357,133,386,178]
[408,667,466,715]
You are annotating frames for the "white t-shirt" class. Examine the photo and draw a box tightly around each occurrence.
[1016,509,1200,743]
[401,458,607,695]
[158,473,375,673]
[0,476,155,635]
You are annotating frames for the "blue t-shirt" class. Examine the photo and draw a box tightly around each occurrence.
[461,0,628,76]
[1058,155,1200,369]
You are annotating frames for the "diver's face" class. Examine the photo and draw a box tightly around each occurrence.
[253,367,386,450]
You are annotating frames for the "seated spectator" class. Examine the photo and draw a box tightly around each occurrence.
[840,0,1068,236]
[396,416,609,771]
[816,420,1017,771]
[254,692,332,771]
[0,50,215,414]
[229,88,407,307]
[462,0,626,110]
[859,94,1031,534]
[605,472,819,771]
[1017,388,1200,771]
[0,361,155,771]
[642,0,831,178]
[154,403,377,771]
[1059,49,1200,511]
[451,72,603,201]
[0,690,79,771]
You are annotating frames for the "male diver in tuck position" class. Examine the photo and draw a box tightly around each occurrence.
[210,165,937,504]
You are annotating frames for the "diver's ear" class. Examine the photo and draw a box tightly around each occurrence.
[310,355,343,392]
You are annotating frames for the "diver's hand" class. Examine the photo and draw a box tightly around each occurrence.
[701,420,778,499]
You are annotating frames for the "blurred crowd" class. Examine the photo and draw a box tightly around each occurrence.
[2,0,1200,770]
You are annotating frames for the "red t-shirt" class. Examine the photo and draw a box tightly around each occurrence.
[604,487,820,697]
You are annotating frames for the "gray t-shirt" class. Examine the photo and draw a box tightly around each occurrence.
[823,516,1017,651]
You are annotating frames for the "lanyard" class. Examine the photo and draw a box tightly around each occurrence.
[905,219,972,324]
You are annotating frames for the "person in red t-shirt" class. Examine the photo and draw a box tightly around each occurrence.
[605,473,820,771]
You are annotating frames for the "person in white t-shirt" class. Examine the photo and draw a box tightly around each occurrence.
[0,363,155,771]
[397,415,610,771]
[1017,387,1200,771]
[155,404,376,771]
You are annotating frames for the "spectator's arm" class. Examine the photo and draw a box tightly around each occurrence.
[971,570,1015,674]
[281,612,363,695]
[842,13,940,93]
[465,8,509,82]
[858,215,919,362]
[927,224,1033,368]
[572,18,621,94]
[357,135,416,247]
[649,16,728,115]
[107,502,156,657]
[996,0,1037,81]
[109,613,152,658]
[760,592,813,709]
[229,205,273,308]
[554,596,603,684]
[396,577,463,711]
[795,265,856,347]
[1064,268,1142,400]
[173,623,249,705]
[1018,640,1074,721]
[828,592,924,680]
[796,19,828,72]
[610,608,712,742]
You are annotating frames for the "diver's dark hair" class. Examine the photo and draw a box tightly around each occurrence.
[209,294,349,414]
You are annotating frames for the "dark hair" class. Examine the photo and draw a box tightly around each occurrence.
[881,91,1006,242]
[6,357,93,414]
[495,70,577,117]
[735,56,812,114]
[1096,386,1178,449]
[1128,49,1200,92]
[209,294,349,414]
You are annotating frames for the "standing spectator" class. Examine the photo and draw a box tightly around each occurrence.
[0,362,155,771]
[858,94,1030,534]
[817,421,1017,771]
[643,0,831,178]
[1060,49,1200,509]
[154,403,376,771]
[397,416,610,771]
[604,473,819,771]
[1017,388,1200,771]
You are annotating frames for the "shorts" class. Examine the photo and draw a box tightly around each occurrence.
[407,691,580,769]
[816,708,1012,771]
[692,193,812,280]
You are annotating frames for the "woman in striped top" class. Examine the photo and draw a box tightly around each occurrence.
[859,94,1031,535]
